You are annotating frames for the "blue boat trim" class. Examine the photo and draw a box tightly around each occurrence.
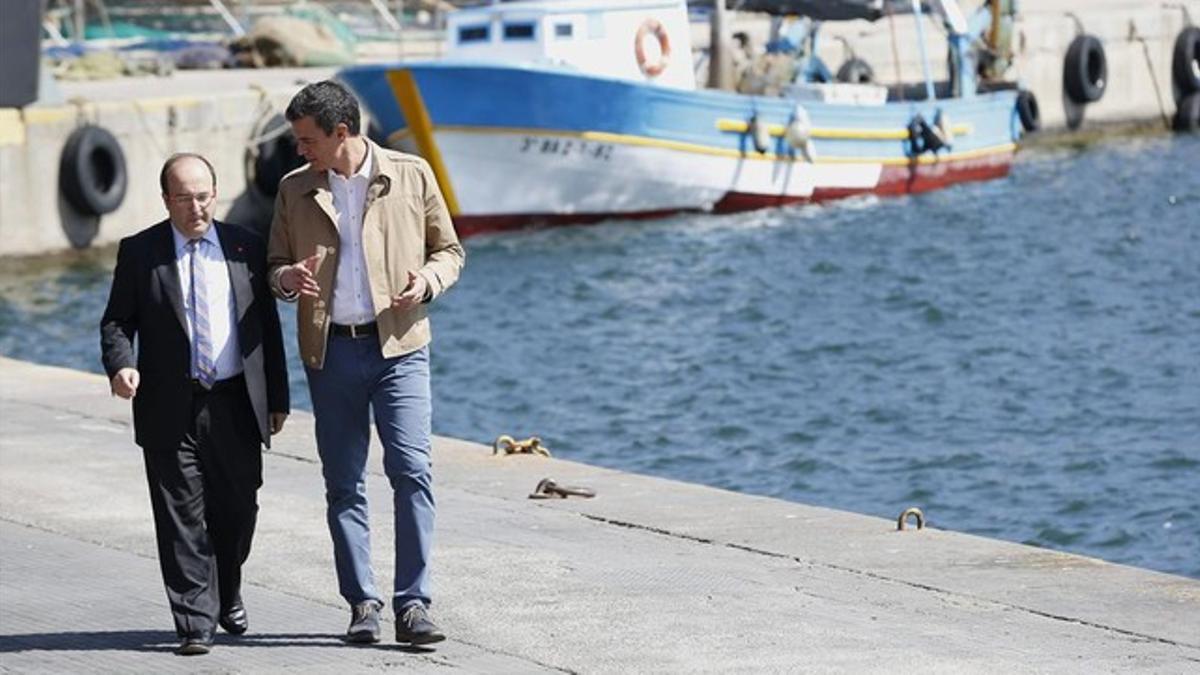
[386,122,1016,165]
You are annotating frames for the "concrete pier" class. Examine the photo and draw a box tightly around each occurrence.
[2,1,1197,257]
[708,0,1200,131]
[1,356,1197,672]
[0,67,334,257]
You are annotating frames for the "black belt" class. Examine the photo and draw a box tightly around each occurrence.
[191,373,245,394]
[330,321,378,338]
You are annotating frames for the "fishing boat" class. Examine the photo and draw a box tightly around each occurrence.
[339,0,1028,236]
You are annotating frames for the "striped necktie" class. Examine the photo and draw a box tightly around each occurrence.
[188,238,216,389]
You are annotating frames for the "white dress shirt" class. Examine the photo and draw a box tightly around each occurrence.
[328,141,376,326]
[173,225,242,380]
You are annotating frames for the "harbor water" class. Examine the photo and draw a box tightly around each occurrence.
[1,133,1197,578]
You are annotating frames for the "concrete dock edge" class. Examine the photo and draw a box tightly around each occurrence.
[1,356,1197,673]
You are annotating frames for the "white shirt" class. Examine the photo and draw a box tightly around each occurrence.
[173,225,242,380]
[328,141,376,326]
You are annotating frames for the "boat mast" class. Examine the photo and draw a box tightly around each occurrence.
[207,0,246,36]
[708,0,733,90]
[910,0,936,100]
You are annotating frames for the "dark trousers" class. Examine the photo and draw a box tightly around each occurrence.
[142,377,262,638]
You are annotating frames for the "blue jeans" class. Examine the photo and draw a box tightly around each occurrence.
[306,337,433,613]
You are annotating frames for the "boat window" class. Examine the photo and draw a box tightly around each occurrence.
[504,22,536,40]
[587,14,605,39]
[554,23,573,39]
[458,25,489,43]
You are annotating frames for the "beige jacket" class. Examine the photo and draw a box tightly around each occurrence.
[267,139,464,369]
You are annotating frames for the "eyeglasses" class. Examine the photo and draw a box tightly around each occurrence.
[167,192,214,206]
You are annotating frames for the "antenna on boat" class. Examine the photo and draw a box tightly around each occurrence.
[910,0,937,100]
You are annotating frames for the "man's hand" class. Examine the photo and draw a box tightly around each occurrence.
[110,368,140,399]
[279,253,322,297]
[390,271,428,310]
[270,412,288,435]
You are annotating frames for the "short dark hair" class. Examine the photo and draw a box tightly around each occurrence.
[160,153,216,194]
[285,80,361,136]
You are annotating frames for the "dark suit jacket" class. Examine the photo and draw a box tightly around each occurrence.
[101,220,289,450]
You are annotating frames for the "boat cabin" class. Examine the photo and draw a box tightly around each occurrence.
[444,0,696,90]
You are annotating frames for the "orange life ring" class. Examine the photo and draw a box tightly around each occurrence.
[634,19,671,78]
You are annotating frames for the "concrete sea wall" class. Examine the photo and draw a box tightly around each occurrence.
[1,1,1197,257]
[713,0,1200,130]
[0,69,328,256]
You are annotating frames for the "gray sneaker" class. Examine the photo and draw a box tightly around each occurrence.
[395,604,445,645]
[346,600,383,643]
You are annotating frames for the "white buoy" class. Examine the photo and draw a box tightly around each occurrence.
[786,104,816,162]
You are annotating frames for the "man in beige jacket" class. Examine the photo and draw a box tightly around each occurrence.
[268,80,464,645]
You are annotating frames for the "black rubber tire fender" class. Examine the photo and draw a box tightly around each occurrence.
[907,115,927,156]
[1174,91,1200,133]
[1173,26,1200,96]
[58,125,128,216]
[1063,34,1107,104]
[252,131,304,198]
[836,57,875,85]
[1016,89,1041,132]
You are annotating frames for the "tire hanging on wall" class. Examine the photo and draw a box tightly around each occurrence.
[1173,26,1200,96]
[253,133,302,198]
[1063,34,1107,104]
[59,125,128,216]
[1016,89,1041,132]
[246,114,304,199]
[1175,92,1200,133]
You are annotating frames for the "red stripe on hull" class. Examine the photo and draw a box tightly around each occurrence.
[815,151,1014,201]
[700,152,1014,215]
[451,151,1014,237]
[712,192,808,214]
[453,208,694,237]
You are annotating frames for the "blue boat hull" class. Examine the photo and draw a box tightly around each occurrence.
[340,62,1020,235]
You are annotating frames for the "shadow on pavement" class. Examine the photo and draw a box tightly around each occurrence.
[0,630,177,653]
[0,631,368,653]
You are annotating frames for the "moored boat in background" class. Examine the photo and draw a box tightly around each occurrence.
[340,0,1027,236]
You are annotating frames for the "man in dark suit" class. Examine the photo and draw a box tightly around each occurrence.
[100,153,289,656]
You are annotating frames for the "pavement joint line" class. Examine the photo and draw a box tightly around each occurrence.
[262,448,321,465]
[0,395,128,427]
[439,635,578,675]
[0,516,562,671]
[0,516,160,564]
[13,387,1195,651]
[1,440,573,671]
[6,357,1198,668]
[584,513,1200,651]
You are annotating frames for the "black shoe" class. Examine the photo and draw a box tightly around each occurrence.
[346,600,382,643]
[176,633,213,656]
[219,599,248,635]
[395,604,445,645]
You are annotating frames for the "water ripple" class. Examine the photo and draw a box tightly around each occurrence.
[1,135,1198,579]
